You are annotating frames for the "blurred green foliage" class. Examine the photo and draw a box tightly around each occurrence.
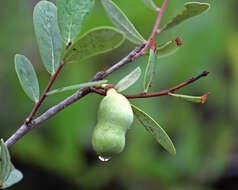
[0,0,237,189]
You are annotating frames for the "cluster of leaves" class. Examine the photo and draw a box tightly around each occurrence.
[1,0,210,188]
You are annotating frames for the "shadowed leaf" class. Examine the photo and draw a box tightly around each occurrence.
[57,0,95,44]
[101,0,145,45]
[157,37,182,59]
[33,1,63,75]
[63,27,125,63]
[144,49,157,92]
[131,105,176,155]
[15,54,40,103]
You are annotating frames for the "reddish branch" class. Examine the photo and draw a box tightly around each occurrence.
[25,41,74,125]
[25,62,64,125]
[134,0,169,58]
[91,71,210,99]
[126,71,209,98]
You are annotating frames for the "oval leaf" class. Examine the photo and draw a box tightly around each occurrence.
[33,1,63,75]
[15,54,40,103]
[156,37,182,59]
[101,0,145,45]
[161,2,210,32]
[47,80,108,95]
[115,67,142,92]
[144,49,157,92]
[131,105,176,155]
[0,140,11,184]
[141,0,158,11]
[57,0,95,44]
[2,168,23,189]
[63,27,125,63]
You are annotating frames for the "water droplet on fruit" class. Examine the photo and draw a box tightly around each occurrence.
[98,156,111,162]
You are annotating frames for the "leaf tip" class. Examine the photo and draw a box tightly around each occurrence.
[200,2,211,11]
[14,54,20,59]
[201,92,210,104]
[14,54,21,64]
[171,148,176,156]
[175,37,182,46]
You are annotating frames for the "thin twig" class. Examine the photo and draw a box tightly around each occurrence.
[25,62,64,125]
[5,45,145,147]
[134,0,169,58]
[91,71,210,99]
[91,88,106,96]
[125,71,210,98]
[25,41,73,125]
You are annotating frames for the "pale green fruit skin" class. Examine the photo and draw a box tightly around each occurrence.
[92,125,125,157]
[92,88,133,157]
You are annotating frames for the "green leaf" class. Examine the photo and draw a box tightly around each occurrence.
[2,168,23,189]
[0,140,11,184]
[33,1,63,75]
[15,54,40,103]
[0,141,23,188]
[63,27,124,63]
[115,67,142,92]
[168,93,209,104]
[131,105,176,155]
[57,0,95,44]
[101,0,145,45]
[157,37,182,59]
[144,49,157,92]
[161,2,210,32]
[141,0,158,11]
[47,80,107,95]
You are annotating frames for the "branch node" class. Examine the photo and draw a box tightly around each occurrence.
[93,71,105,81]
[202,70,210,76]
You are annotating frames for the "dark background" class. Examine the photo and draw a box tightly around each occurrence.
[1,0,238,189]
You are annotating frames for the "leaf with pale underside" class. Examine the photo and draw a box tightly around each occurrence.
[47,80,107,95]
[161,2,210,32]
[0,140,11,184]
[141,0,158,11]
[144,49,157,92]
[33,1,63,75]
[0,140,23,189]
[115,67,142,92]
[57,0,95,44]
[15,54,40,103]
[101,0,145,45]
[131,105,176,155]
[2,168,23,189]
[63,27,125,63]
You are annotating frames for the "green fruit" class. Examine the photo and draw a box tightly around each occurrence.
[92,88,133,158]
